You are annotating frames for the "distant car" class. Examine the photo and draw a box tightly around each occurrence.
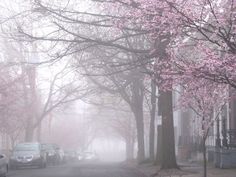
[42,144,59,165]
[57,148,65,164]
[47,144,65,165]
[77,153,83,161]
[82,152,99,161]
[9,142,47,169]
[64,150,78,162]
[0,154,8,177]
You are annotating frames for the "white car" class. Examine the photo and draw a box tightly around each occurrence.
[82,152,99,161]
[0,154,8,177]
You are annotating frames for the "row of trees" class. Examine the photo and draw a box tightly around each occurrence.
[0,36,92,148]
[0,0,235,176]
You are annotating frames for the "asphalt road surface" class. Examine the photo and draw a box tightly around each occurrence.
[8,162,147,177]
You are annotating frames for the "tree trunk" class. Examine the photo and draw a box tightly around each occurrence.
[149,80,156,161]
[22,66,36,142]
[134,109,145,163]
[36,123,42,142]
[154,34,177,168]
[155,125,162,165]
[131,78,145,163]
[159,90,178,169]
[25,125,34,142]
[203,138,207,177]
[126,137,134,161]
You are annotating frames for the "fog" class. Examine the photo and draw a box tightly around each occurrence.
[40,102,133,162]
[0,0,232,177]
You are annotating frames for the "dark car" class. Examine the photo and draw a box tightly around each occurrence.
[42,144,59,165]
[64,150,78,162]
[51,145,66,164]
[57,147,65,164]
[0,154,8,177]
[9,142,47,169]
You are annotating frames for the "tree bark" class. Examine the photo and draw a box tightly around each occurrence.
[135,110,145,163]
[154,34,178,169]
[131,78,145,163]
[155,125,162,165]
[149,79,156,161]
[24,67,37,142]
[159,90,178,169]
[126,137,134,161]
[203,138,207,177]
[25,125,34,142]
[36,122,42,142]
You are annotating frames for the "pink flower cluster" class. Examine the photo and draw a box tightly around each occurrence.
[104,0,236,134]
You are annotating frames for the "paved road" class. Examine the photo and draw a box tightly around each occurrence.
[8,162,147,177]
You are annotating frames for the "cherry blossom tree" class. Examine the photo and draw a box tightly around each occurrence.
[107,1,235,170]
[110,0,236,89]
[175,78,228,177]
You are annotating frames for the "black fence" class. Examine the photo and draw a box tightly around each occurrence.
[227,129,236,148]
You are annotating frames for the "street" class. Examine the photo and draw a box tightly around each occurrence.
[7,162,147,177]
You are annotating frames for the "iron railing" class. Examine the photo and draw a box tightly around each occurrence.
[227,129,236,148]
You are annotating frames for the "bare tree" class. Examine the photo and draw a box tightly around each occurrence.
[2,0,176,165]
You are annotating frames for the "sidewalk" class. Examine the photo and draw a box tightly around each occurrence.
[133,163,236,177]
[184,166,236,177]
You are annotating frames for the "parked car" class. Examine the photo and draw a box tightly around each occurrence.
[9,142,47,169]
[57,148,65,164]
[82,152,99,161]
[0,154,8,177]
[42,143,59,165]
[77,152,83,161]
[48,144,65,164]
[64,150,78,162]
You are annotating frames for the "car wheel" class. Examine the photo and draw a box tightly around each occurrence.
[39,160,44,169]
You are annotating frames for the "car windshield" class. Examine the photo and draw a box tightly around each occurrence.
[14,144,40,152]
